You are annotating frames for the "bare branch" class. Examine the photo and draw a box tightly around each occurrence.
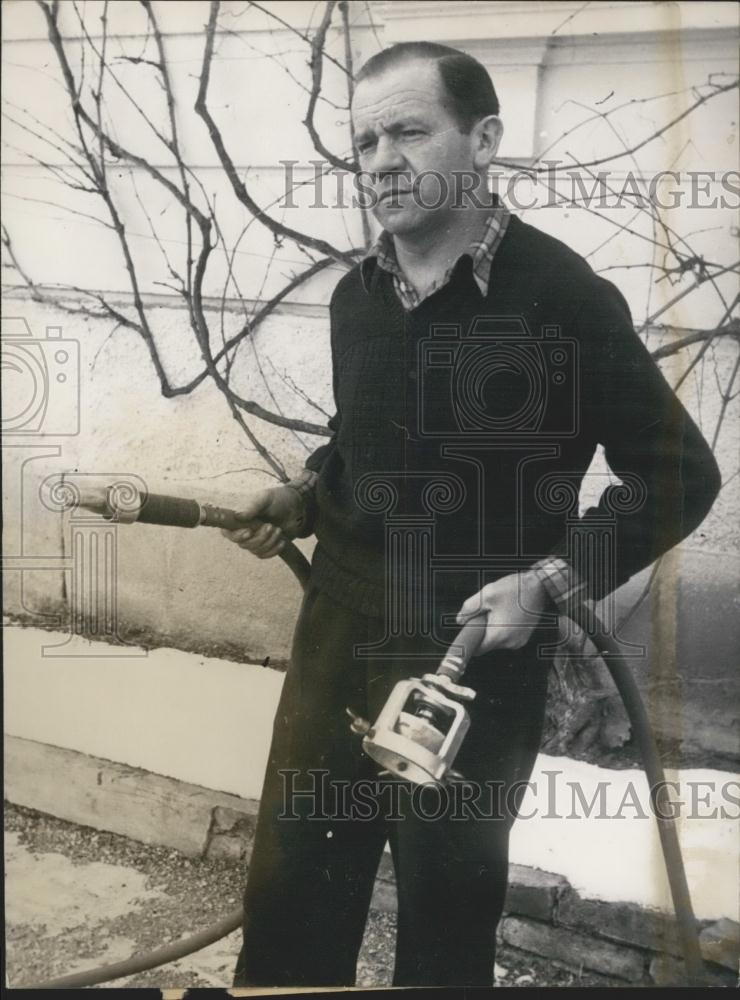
[710,351,740,451]
[2,224,43,300]
[37,0,210,229]
[303,1,356,173]
[195,1,358,265]
[650,318,740,361]
[140,0,195,297]
[641,262,740,329]
[178,255,336,405]
[493,77,739,174]
[340,0,371,247]
[246,0,350,78]
[672,297,740,392]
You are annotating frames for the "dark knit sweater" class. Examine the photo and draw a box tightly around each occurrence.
[304,215,721,619]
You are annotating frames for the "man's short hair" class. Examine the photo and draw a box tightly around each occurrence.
[355,42,500,133]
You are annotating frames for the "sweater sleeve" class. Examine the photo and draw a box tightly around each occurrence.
[288,299,342,537]
[305,292,342,477]
[304,409,340,475]
[547,277,721,604]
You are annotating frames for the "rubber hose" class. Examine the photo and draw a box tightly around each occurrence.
[29,550,706,988]
[569,602,706,986]
[29,907,244,989]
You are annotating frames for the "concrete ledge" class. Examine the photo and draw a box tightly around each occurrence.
[4,734,257,857]
[5,733,738,985]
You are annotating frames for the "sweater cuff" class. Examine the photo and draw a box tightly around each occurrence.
[530,557,588,615]
[283,468,319,538]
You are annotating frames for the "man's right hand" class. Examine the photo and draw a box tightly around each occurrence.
[221,486,302,559]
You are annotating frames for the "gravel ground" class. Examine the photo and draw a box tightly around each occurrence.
[5,802,622,989]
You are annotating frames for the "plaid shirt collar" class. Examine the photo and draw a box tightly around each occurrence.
[360,200,510,310]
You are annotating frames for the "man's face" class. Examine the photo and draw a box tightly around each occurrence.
[351,60,479,237]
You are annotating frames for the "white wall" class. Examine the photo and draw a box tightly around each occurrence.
[2,297,326,659]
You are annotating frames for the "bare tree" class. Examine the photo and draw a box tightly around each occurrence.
[2,0,738,760]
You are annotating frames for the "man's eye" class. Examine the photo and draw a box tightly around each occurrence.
[400,130,423,139]
[357,139,376,154]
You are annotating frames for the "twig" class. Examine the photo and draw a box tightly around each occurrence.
[303,1,356,173]
[650,318,740,360]
[195,1,358,266]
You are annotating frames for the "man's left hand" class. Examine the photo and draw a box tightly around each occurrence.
[456,571,551,655]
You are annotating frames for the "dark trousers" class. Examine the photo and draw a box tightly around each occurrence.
[233,584,552,987]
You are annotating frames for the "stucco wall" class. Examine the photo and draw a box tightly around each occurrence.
[3,296,329,661]
[2,4,739,773]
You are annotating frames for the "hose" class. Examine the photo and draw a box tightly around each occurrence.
[27,535,705,987]
[28,907,244,990]
[570,602,706,986]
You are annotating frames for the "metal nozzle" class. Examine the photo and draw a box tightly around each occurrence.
[345,707,372,736]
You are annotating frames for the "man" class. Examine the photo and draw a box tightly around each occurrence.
[225,43,720,987]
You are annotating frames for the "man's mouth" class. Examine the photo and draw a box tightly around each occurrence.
[377,188,412,204]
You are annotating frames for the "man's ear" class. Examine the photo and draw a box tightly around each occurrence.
[471,115,503,170]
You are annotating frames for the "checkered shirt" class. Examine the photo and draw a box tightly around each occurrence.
[361,202,511,311]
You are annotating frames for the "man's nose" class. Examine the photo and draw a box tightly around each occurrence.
[369,134,406,174]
